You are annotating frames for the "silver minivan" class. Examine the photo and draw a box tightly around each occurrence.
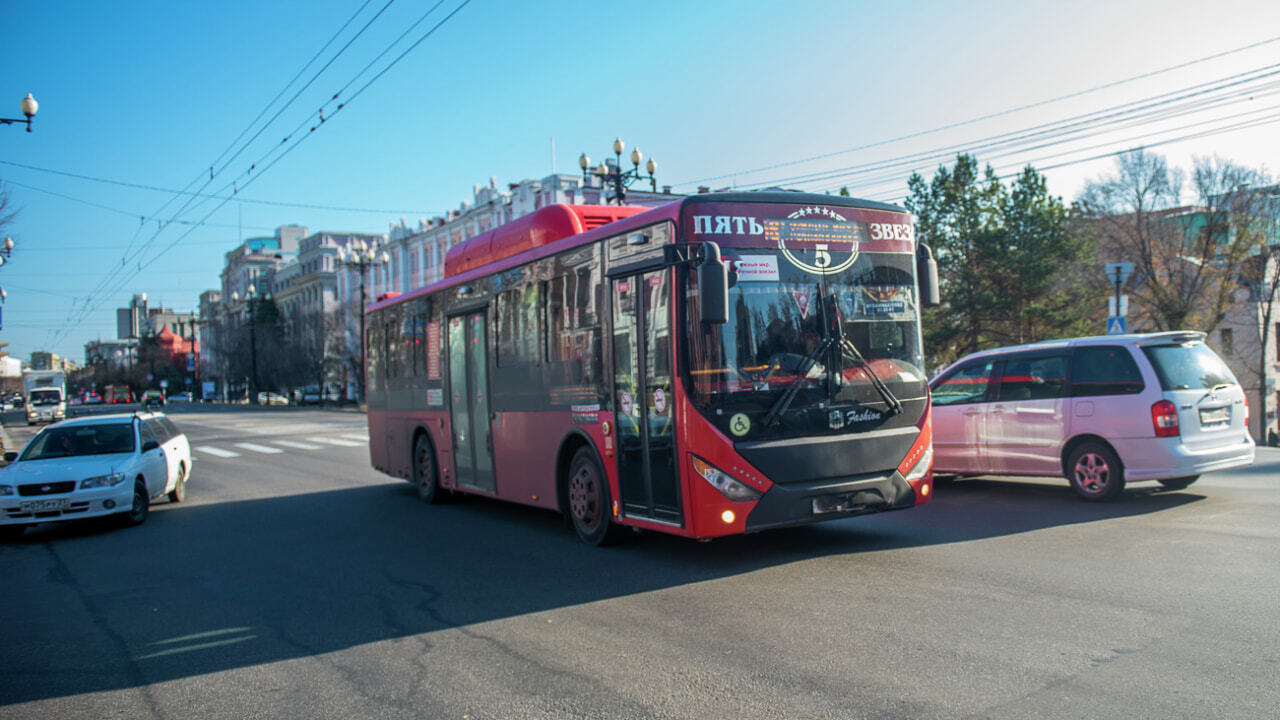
[929,331,1255,500]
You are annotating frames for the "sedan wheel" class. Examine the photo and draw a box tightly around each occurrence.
[168,462,187,503]
[124,478,150,526]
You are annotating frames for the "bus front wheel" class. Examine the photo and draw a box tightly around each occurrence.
[567,448,623,546]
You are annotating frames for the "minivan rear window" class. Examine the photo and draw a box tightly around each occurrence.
[1141,342,1236,391]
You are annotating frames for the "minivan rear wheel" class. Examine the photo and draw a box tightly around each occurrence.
[1067,442,1125,501]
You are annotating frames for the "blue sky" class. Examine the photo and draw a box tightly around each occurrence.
[2,0,1278,362]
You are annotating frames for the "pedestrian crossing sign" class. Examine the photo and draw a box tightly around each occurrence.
[1106,316,1126,335]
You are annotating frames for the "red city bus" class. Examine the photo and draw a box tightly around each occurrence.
[365,191,940,544]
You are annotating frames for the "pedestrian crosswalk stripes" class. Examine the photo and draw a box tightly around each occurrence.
[235,443,285,454]
[311,437,365,447]
[272,440,323,450]
[192,434,366,460]
[195,446,241,458]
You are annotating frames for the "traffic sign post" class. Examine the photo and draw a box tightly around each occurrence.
[1104,262,1133,336]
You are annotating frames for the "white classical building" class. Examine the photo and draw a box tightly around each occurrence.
[202,170,681,402]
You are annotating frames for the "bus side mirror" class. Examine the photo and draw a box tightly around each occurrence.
[917,243,941,308]
[698,242,729,325]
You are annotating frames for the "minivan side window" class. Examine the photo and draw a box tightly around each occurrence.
[997,355,1068,401]
[931,360,994,406]
[1071,346,1144,396]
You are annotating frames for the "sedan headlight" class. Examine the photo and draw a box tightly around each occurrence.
[0,484,13,496]
[691,455,762,502]
[80,472,127,489]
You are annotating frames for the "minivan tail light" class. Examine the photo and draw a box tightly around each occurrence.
[1244,396,1250,427]
[1151,399,1180,437]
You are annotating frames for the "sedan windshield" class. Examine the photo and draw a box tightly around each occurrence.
[21,423,136,460]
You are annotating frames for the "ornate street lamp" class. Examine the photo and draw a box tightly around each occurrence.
[335,239,389,404]
[579,137,658,206]
[0,94,38,132]
[232,285,271,404]
[0,237,15,268]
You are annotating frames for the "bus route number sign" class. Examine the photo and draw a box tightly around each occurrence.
[765,210,864,276]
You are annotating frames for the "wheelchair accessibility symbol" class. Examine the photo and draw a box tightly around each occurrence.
[729,413,751,437]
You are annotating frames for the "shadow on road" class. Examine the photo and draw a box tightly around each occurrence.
[0,472,1204,705]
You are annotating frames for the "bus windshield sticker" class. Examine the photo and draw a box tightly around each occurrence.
[852,285,916,320]
[793,290,813,319]
[729,413,751,436]
[732,255,779,282]
[426,388,444,406]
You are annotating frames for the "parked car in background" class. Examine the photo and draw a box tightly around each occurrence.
[257,392,289,405]
[168,391,193,403]
[141,390,165,409]
[0,411,192,538]
[929,331,1255,501]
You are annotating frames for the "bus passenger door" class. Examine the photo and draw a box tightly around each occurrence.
[611,270,681,525]
[448,311,495,492]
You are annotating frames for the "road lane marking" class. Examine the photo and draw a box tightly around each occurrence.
[235,443,285,454]
[195,446,240,458]
[272,440,323,450]
[310,437,365,447]
[341,433,369,441]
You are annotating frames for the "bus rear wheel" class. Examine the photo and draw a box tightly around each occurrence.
[567,447,623,546]
[413,433,446,504]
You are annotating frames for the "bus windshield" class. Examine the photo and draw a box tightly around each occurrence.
[687,248,926,442]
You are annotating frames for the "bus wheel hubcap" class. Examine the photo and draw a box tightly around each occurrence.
[570,468,597,527]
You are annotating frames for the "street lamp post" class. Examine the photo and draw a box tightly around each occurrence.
[0,94,37,132]
[579,137,657,206]
[335,240,389,404]
[177,315,201,401]
[232,285,270,405]
[0,237,16,269]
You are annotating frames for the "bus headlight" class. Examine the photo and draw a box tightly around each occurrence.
[691,455,761,502]
[80,472,126,489]
[903,446,933,483]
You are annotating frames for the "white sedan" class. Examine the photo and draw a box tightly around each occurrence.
[0,412,191,538]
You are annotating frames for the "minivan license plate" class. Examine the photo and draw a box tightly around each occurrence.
[20,498,69,512]
[1199,407,1230,425]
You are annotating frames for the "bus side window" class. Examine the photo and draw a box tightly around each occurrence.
[367,315,383,393]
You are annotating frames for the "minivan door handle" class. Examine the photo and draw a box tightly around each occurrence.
[962,408,983,416]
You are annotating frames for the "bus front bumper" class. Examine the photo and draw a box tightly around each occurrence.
[743,471,916,532]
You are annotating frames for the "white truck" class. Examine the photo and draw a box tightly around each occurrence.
[23,369,67,425]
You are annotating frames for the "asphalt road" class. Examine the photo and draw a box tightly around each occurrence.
[2,406,1278,719]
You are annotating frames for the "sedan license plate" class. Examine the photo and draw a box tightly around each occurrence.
[1199,407,1231,425]
[20,498,69,512]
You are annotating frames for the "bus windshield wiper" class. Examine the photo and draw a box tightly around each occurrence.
[838,338,903,415]
[762,334,834,428]
[820,283,903,416]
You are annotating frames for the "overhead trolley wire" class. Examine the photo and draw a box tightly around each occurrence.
[673,34,1280,189]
